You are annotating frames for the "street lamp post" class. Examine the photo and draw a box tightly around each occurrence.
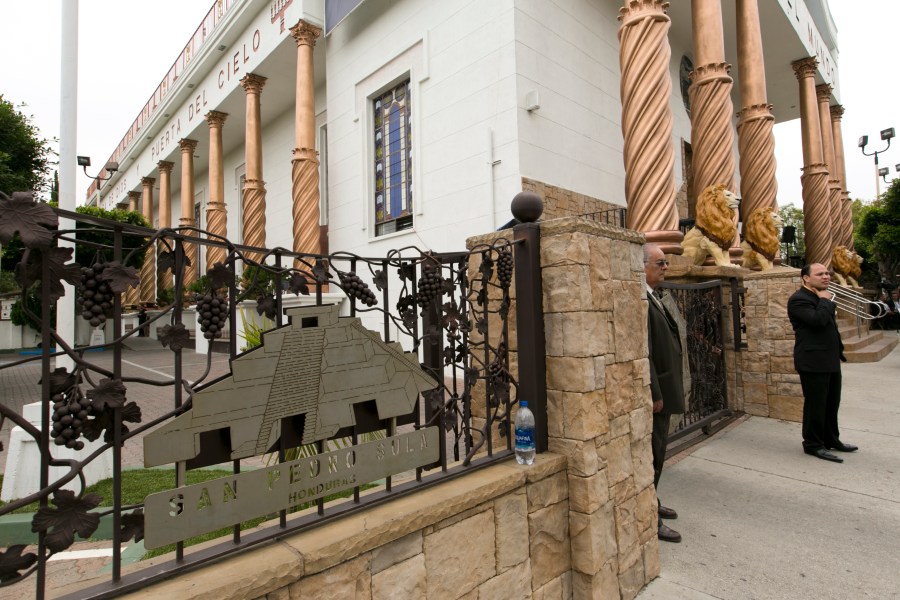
[859,127,895,198]
[76,156,119,207]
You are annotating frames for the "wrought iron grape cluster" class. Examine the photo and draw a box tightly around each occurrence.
[416,269,444,308]
[51,388,89,450]
[78,264,113,328]
[196,292,227,339]
[496,251,513,287]
[339,271,377,307]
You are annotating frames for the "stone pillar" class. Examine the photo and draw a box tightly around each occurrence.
[735,0,777,220]
[240,73,268,262]
[140,177,157,305]
[179,138,199,287]
[689,0,740,259]
[290,20,323,264]
[616,0,683,254]
[125,191,141,307]
[791,58,831,266]
[205,110,228,272]
[816,85,842,260]
[830,105,853,249]
[157,160,174,293]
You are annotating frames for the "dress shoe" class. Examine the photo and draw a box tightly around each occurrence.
[658,505,678,520]
[658,523,682,543]
[806,448,843,463]
[828,442,858,452]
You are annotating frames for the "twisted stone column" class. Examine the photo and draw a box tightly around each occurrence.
[830,105,853,249]
[179,138,199,287]
[816,85,842,260]
[736,0,777,220]
[290,20,323,265]
[792,58,831,266]
[241,73,268,263]
[140,177,157,305]
[617,0,682,254]
[157,160,174,293]
[125,191,141,307]
[205,110,228,272]
[689,0,740,259]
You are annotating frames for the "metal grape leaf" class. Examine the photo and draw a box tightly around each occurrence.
[256,293,277,320]
[158,247,191,275]
[41,367,76,396]
[82,401,141,443]
[0,191,58,248]
[0,545,38,582]
[87,378,127,411]
[208,262,234,290]
[441,301,462,331]
[312,260,331,284]
[18,247,82,303]
[30,490,102,553]
[159,323,190,351]
[373,269,387,292]
[287,272,310,296]
[120,509,144,543]
[100,261,140,294]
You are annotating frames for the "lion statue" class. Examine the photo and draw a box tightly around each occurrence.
[849,251,863,287]
[682,184,740,267]
[831,245,858,286]
[740,208,782,271]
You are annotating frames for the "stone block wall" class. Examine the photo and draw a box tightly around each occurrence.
[522,178,622,221]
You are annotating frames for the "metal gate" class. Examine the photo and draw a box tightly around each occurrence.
[658,279,732,448]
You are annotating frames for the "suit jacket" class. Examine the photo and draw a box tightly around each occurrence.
[647,290,686,415]
[787,286,846,373]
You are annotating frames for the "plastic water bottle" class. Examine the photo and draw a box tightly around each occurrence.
[514,401,536,465]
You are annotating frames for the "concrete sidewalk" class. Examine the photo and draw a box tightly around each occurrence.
[638,342,900,600]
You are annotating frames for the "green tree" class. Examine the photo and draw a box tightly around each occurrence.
[856,178,900,286]
[778,203,805,263]
[0,96,55,197]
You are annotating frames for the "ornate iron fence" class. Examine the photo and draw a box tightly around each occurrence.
[0,192,545,598]
[658,280,731,447]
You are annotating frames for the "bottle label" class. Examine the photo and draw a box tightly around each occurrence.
[515,428,534,448]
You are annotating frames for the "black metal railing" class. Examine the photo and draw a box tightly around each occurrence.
[0,192,545,598]
[580,207,627,228]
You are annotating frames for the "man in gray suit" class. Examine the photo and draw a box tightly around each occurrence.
[644,243,686,543]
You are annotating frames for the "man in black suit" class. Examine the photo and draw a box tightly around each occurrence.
[787,263,858,463]
[644,244,686,543]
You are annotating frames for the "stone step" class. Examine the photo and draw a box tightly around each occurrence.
[844,334,899,363]
[841,329,884,352]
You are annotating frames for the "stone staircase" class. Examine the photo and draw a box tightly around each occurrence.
[837,315,899,363]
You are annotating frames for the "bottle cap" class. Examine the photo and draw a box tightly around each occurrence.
[519,400,528,408]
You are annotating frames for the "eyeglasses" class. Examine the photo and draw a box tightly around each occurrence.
[645,259,669,267]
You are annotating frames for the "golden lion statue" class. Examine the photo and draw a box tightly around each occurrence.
[849,251,863,287]
[740,208,782,271]
[831,245,859,287]
[682,184,740,267]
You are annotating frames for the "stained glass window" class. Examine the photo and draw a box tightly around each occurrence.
[374,80,413,236]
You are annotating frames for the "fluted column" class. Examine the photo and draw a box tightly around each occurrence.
[240,73,268,262]
[617,0,682,254]
[179,138,199,287]
[792,58,831,265]
[830,105,853,249]
[125,191,141,307]
[140,177,157,305]
[205,110,228,272]
[157,160,174,293]
[290,20,323,263]
[735,0,777,220]
[689,0,740,259]
[816,85,842,260]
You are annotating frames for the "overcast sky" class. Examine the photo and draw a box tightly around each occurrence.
[1,1,898,207]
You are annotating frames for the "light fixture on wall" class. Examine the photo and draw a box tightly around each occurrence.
[524,90,540,112]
